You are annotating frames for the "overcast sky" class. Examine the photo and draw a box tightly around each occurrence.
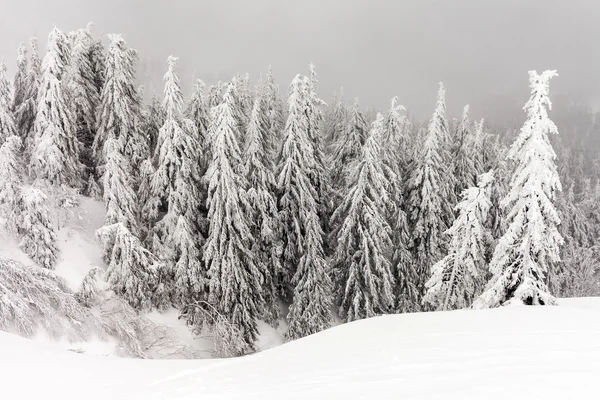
[1,0,599,121]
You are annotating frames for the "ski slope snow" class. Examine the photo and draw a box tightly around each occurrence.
[1,298,600,399]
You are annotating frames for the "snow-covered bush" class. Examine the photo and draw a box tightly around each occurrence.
[75,266,103,307]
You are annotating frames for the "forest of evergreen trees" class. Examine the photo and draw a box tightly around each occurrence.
[1,24,600,356]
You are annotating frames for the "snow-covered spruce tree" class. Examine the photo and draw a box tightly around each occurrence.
[30,27,82,188]
[382,96,409,175]
[0,136,24,233]
[433,82,456,207]
[228,75,251,147]
[244,94,281,323]
[12,42,28,113]
[0,62,18,144]
[406,84,455,308]
[329,98,368,191]
[15,36,41,149]
[425,171,494,311]
[149,56,205,308]
[101,138,139,234]
[203,83,266,352]
[67,24,101,185]
[93,34,146,174]
[98,132,157,311]
[19,187,59,269]
[451,105,478,198]
[305,64,329,200]
[331,113,395,322]
[324,87,348,148]
[89,32,106,95]
[473,70,563,308]
[207,81,224,109]
[277,75,332,339]
[470,118,487,176]
[263,65,285,158]
[184,78,210,173]
[377,96,414,311]
[96,222,158,311]
[144,93,165,158]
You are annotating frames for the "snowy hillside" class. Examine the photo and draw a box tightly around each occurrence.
[1,298,600,399]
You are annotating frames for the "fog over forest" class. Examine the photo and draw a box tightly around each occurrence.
[1,0,599,122]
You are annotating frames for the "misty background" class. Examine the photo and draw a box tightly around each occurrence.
[1,0,599,122]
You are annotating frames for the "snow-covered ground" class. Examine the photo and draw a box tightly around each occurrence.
[1,298,600,399]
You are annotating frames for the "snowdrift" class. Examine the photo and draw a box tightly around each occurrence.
[1,298,600,399]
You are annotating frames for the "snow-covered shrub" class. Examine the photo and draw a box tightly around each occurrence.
[75,266,102,307]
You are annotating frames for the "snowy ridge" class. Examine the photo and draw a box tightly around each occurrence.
[1,298,599,399]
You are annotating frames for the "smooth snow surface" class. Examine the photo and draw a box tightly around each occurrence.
[2,298,600,399]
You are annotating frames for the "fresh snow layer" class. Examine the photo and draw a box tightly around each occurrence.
[2,298,600,399]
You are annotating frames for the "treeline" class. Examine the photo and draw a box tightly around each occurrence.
[0,23,598,356]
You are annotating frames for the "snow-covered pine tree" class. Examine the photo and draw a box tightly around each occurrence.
[12,42,28,113]
[263,65,285,158]
[329,98,368,191]
[474,70,563,308]
[15,36,41,150]
[277,75,332,339]
[451,105,478,198]
[244,94,281,323]
[30,27,82,189]
[88,31,106,95]
[382,96,409,175]
[425,171,494,311]
[68,24,101,185]
[406,83,455,308]
[204,83,266,351]
[101,138,139,234]
[97,127,157,310]
[331,113,395,322]
[184,78,210,174]
[93,34,146,174]
[19,187,59,269]
[149,56,204,308]
[144,93,165,158]
[0,136,23,234]
[377,96,414,311]
[207,81,224,109]
[324,87,347,148]
[96,222,158,311]
[229,75,251,147]
[305,64,329,201]
[0,62,18,144]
